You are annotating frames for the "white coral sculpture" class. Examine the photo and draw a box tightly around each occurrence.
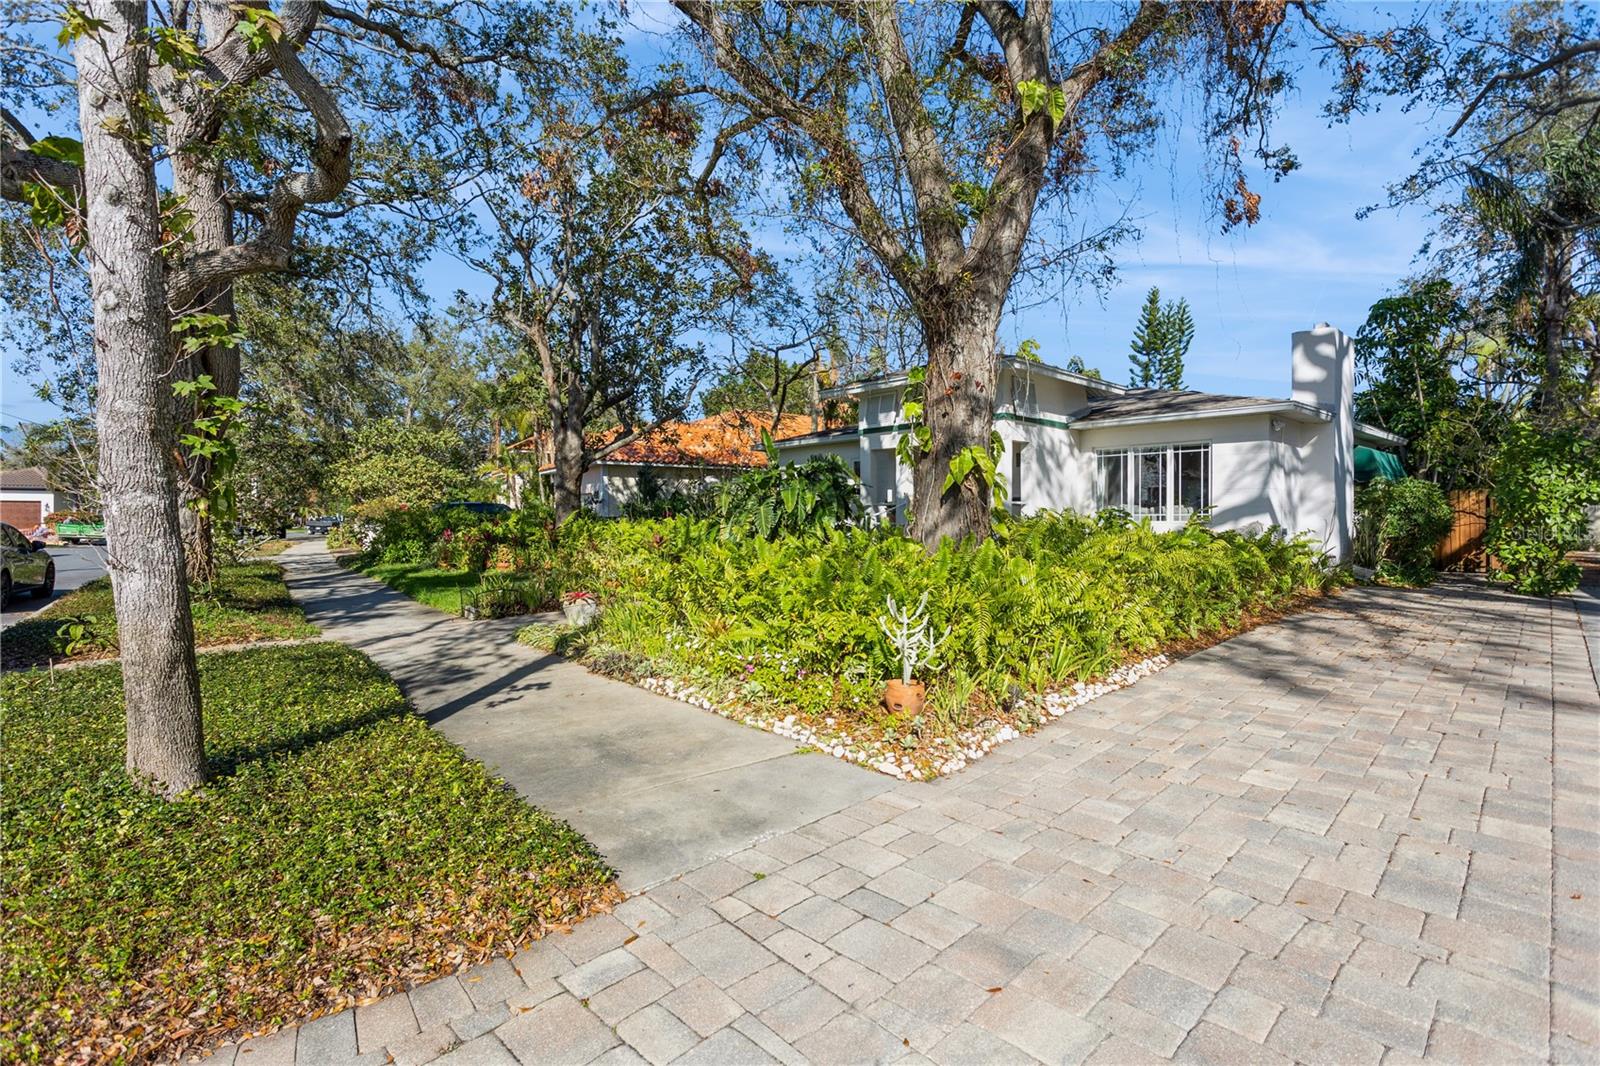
[878,591,951,685]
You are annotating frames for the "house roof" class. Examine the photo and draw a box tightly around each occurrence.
[823,356,1131,401]
[1073,389,1334,427]
[770,425,861,448]
[0,466,51,491]
[1077,389,1408,444]
[512,412,826,471]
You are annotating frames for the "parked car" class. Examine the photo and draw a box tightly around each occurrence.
[434,500,512,516]
[306,515,342,535]
[1,522,55,604]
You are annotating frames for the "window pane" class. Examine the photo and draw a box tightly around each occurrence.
[1137,449,1166,518]
[1098,452,1125,509]
[1176,446,1209,518]
[1011,444,1024,504]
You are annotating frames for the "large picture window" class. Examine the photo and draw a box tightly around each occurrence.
[1096,443,1211,521]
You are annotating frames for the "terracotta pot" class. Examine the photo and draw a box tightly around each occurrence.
[884,679,926,716]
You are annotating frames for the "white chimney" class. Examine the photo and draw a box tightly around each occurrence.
[1291,324,1355,563]
[1291,323,1351,415]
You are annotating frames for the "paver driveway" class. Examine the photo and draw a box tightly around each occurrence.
[214,577,1599,1065]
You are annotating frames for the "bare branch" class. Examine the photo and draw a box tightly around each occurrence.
[1447,38,1600,136]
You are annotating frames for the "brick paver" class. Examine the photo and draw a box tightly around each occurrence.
[197,580,1599,1064]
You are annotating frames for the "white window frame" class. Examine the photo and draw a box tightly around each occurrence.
[1094,442,1211,522]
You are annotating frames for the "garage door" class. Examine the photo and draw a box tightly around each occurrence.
[0,500,44,528]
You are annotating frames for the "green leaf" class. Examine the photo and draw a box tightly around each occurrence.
[29,136,84,166]
[57,5,109,45]
[1016,79,1065,124]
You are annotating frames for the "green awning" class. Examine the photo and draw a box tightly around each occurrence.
[1355,446,1406,482]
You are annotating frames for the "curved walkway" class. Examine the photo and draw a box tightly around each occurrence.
[277,540,893,891]
[229,559,1597,1066]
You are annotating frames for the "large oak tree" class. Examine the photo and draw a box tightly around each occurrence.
[671,0,1382,548]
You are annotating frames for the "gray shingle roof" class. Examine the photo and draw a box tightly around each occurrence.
[0,466,51,491]
[1075,389,1315,422]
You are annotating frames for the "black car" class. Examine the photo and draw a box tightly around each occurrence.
[434,501,512,516]
[306,515,342,534]
[1,522,55,604]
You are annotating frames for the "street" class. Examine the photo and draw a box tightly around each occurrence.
[0,545,109,629]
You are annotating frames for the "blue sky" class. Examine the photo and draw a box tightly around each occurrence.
[3,1,1446,429]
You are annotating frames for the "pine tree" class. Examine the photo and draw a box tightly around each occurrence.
[1158,298,1194,389]
[1129,288,1194,390]
[1128,287,1166,387]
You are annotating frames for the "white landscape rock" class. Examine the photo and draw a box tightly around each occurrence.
[634,653,1173,782]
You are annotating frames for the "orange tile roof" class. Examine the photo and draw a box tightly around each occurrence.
[512,412,827,471]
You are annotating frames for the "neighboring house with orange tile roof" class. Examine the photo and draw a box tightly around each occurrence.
[507,411,829,517]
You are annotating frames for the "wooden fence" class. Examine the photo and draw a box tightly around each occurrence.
[1435,488,1491,572]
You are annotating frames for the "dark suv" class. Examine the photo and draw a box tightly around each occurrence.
[1,522,55,604]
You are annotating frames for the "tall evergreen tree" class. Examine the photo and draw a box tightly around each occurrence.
[1160,298,1194,389]
[1129,287,1167,387]
[1129,288,1191,389]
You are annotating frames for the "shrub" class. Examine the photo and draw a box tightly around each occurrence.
[620,465,717,519]
[1354,477,1454,585]
[716,445,861,540]
[533,513,1329,738]
[1486,423,1600,596]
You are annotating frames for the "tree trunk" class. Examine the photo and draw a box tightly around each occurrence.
[909,293,1005,550]
[551,416,586,521]
[1537,233,1573,414]
[170,147,239,587]
[76,1,207,797]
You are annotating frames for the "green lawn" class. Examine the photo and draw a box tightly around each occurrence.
[1,562,318,669]
[0,642,619,1064]
[357,560,489,614]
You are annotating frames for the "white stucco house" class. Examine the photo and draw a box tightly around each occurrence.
[0,466,71,532]
[775,324,1405,563]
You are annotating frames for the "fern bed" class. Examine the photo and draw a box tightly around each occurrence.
[513,512,1341,779]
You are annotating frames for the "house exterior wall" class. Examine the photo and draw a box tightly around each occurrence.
[769,328,1357,559]
[778,436,859,470]
[0,490,60,529]
[1075,414,1300,534]
[585,464,735,517]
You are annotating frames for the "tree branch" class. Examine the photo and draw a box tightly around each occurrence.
[1448,38,1600,137]
[166,7,352,307]
[672,0,923,300]
[856,3,965,270]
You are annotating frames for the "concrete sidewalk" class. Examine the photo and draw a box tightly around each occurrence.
[279,541,891,891]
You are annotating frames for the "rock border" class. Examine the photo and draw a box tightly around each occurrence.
[637,653,1171,781]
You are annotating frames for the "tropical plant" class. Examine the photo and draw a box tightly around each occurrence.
[1486,423,1600,595]
[1353,478,1455,586]
[716,438,861,540]
[878,592,950,686]
[509,512,1329,744]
